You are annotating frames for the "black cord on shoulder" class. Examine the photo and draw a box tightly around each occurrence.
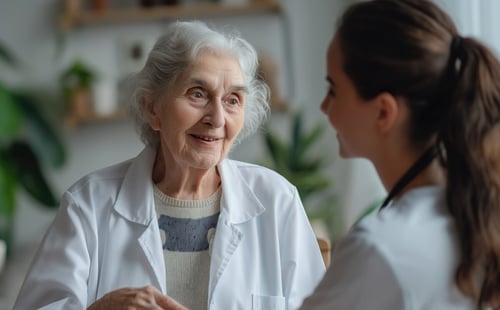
[379,146,438,209]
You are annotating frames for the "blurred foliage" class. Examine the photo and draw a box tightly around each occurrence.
[0,40,66,255]
[60,59,96,101]
[262,111,339,240]
[354,197,384,225]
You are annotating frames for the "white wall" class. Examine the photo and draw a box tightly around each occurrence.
[434,0,500,56]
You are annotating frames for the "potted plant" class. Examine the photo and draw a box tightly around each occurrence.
[262,111,339,240]
[60,59,96,126]
[0,41,66,256]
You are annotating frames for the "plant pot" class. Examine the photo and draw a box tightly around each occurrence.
[65,87,92,126]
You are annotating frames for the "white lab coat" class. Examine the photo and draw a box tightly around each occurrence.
[299,186,475,310]
[14,147,325,310]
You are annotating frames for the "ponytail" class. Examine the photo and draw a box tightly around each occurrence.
[439,36,500,308]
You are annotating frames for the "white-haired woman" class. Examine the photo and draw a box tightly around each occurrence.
[14,21,325,310]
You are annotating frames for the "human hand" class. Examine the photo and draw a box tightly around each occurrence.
[87,285,188,310]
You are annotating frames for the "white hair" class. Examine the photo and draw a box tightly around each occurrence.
[129,21,270,148]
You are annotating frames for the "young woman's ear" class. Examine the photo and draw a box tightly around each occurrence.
[373,92,401,133]
[143,98,161,131]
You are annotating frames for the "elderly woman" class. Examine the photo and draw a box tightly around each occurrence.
[14,21,325,310]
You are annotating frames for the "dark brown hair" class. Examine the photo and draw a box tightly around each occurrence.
[337,0,500,308]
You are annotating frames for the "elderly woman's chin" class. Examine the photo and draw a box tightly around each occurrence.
[192,153,225,170]
[181,147,228,170]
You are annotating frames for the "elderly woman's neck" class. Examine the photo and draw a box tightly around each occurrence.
[152,149,221,200]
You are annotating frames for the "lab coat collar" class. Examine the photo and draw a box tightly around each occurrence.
[218,159,266,224]
[114,146,157,226]
[114,147,266,225]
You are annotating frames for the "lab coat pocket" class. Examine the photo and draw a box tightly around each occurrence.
[252,294,285,310]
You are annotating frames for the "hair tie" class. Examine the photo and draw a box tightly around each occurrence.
[449,35,464,72]
[450,35,462,52]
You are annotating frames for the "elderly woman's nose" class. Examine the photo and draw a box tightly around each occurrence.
[204,99,225,128]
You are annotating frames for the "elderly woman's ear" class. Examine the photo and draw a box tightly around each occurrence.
[143,98,161,131]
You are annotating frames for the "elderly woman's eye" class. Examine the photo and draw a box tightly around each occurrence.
[188,88,206,100]
[227,96,240,105]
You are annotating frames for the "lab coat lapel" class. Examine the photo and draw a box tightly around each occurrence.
[138,220,167,293]
[208,211,243,303]
[208,159,265,302]
[114,146,167,293]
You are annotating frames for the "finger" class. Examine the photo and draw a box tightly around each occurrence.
[137,286,164,307]
[153,291,188,310]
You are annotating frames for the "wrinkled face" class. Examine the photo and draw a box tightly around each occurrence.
[320,36,376,158]
[149,51,246,170]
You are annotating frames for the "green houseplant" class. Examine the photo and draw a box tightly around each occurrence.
[60,59,96,126]
[0,41,66,256]
[60,60,95,100]
[262,111,339,239]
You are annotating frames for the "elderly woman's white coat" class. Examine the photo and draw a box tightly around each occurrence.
[14,146,325,310]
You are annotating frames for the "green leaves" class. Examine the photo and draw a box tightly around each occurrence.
[0,39,66,255]
[15,93,66,167]
[0,89,64,208]
[0,41,65,212]
[0,41,18,68]
[0,84,23,140]
[60,60,96,100]
[3,142,58,207]
[262,111,343,238]
[264,111,330,201]
[0,159,16,217]
[264,131,288,171]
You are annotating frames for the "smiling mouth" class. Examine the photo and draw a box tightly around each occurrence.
[191,134,222,142]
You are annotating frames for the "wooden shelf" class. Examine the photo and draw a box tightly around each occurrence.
[65,110,129,128]
[59,1,282,30]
